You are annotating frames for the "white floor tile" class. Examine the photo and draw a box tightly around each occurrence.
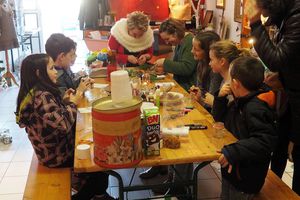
[12,148,33,162]
[0,193,23,200]
[285,160,294,173]
[0,176,27,194]
[0,162,9,180]
[287,171,294,178]
[0,122,5,129]
[282,172,293,188]
[18,139,33,150]
[5,162,31,177]
[0,150,16,162]
[0,139,22,151]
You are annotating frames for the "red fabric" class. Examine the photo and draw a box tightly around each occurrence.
[92,109,140,122]
[109,0,169,21]
[108,35,153,64]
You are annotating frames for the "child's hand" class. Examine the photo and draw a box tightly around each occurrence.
[63,88,75,102]
[69,90,83,105]
[218,83,231,97]
[217,151,232,173]
[203,93,214,106]
[128,55,138,64]
[189,86,201,102]
[77,77,91,92]
[264,72,283,90]
[87,77,95,89]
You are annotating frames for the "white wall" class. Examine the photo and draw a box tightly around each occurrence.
[206,0,242,43]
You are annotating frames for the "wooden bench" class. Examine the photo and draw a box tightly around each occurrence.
[254,170,300,200]
[23,154,71,200]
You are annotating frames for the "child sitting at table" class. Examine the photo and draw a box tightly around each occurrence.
[45,33,93,94]
[189,30,222,112]
[15,54,116,200]
[212,56,278,200]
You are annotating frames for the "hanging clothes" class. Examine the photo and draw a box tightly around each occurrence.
[0,0,19,51]
[78,0,110,30]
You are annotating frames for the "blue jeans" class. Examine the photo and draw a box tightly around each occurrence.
[221,178,255,200]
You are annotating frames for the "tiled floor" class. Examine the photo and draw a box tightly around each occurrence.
[0,40,295,199]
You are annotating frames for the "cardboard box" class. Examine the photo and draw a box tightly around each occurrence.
[142,107,160,156]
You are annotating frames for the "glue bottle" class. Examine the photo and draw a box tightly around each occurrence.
[155,88,160,108]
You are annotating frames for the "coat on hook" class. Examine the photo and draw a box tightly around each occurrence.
[0,0,19,51]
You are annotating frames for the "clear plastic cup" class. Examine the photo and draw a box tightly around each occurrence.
[212,122,225,138]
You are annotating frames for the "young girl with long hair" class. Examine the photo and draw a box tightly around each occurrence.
[16,54,115,200]
[190,31,222,111]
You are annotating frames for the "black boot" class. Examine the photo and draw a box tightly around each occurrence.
[139,166,168,179]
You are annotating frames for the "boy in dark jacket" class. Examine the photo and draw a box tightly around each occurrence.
[212,56,278,200]
[45,33,93,94]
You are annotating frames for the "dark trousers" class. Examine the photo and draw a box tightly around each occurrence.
[56,155,109,199]
[72,172,109,200]
[292,144,300,195]
[270,111,290,178]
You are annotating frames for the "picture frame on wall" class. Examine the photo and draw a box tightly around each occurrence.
[216,0,225,9]
[234,0,243,22]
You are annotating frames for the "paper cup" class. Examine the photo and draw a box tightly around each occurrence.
[111,70,133,103]
[76,144,91,160]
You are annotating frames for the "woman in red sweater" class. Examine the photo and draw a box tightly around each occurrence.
[108,11,154,66]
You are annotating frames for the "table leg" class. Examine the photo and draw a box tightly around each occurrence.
[103,162,211,200]
[104,170,124,200]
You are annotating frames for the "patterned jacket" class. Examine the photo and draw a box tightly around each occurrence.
[17,90,77,168]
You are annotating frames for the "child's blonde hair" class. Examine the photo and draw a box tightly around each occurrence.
[210,40,250,63]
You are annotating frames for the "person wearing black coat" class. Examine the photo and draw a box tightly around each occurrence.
[212,57,278,199]
[246,0,300,194]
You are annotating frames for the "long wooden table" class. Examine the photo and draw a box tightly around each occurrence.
[74,73,237,199]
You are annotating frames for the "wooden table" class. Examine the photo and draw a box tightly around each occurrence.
[74,73,237,199]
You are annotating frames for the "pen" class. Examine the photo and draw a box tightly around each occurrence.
[184,124,208,130]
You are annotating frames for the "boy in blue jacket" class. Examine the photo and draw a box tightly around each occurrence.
[212,56,278,200]
[45,33,93,94]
